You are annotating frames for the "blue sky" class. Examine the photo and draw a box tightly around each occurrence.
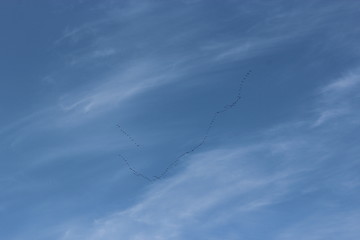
[1,0,360,239]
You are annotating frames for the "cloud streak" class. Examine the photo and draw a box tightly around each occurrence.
[58,66,360,240]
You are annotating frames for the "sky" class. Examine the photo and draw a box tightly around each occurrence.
[1,0,360,239]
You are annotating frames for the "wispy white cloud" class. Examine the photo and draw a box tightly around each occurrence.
[55,24,99,46]
[321,68,360,94]
[200,0,360,64]
[67,48,117,66]
[56,64,360,240]
[202,36,285,62]
[2,2,360,240]
[2,57,182,140]
[277,211,360,240]
[58,59,179,116]
[57,130,338,240]
[313,68,360,127]
[59,145,303,240]
[312,107,350,127]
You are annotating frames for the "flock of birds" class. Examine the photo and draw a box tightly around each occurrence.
[117,70,252,182]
